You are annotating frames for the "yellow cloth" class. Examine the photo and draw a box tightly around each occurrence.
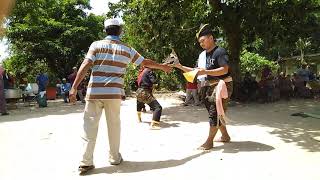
[183,69,199,83]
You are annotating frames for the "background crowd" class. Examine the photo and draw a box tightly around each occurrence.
[239,63,320,103]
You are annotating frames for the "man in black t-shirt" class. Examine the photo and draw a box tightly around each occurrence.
[172,24,233,150]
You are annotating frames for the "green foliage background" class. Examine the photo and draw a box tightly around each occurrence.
[2,0,320,94]
[5,0,104,84]
[240,50,279,79]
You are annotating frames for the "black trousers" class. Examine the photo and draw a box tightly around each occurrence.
[137,100,162,122]
[136,88,162,122]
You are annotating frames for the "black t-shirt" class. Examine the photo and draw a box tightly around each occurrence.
[138,69,157,89]
[205,46,230,81]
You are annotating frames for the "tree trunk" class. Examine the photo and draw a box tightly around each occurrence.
[208,0,243,99]
[224,24,242,100]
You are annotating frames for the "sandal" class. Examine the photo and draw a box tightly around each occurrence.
[150,121,161,130]
[110,153,123,165]
[78,165,95,174]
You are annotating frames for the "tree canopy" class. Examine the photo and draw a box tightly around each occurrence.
[108,0,320,95]
[5,0,104,82]
[3,0,320,94]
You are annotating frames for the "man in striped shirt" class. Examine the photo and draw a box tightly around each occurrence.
[70,18,171,174]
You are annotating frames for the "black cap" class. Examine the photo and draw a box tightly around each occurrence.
[196,24,213,39]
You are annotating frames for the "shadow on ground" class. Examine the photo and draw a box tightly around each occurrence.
[213,141,275,153]
[162,104,208,123]
[139,120,180,129]
[162,99,320,152]
[0,100,85,123]
[86,151,207,175]
[230,99,320,152]
[84,141,273,175]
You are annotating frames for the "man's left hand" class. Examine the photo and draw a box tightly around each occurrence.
[69,87,77,104]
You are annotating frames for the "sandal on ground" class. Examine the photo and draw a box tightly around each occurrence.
[150,120,161,130]
[78,165,95,174]
[110,153,123,165]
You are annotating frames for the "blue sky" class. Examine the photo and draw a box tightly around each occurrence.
[0,0,120,62]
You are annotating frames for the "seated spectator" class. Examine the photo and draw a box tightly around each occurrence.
[61,78,71,103]
[278,72,293,100]
[308,77,320,98]
[242,72,259,102]
[297,63,310,86]
[56,79,62,97]
[293,73,311,98]
[273,75,280,102]
[259,67,275,103]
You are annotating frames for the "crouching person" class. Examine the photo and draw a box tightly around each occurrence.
[136,67,162,130]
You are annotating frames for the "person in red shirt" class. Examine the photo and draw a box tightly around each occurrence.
[184,81,200,106]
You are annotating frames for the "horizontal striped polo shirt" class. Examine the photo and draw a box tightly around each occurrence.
[85,35,144,100]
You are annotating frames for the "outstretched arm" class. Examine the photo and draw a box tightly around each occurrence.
[140,59,172,72]
[171,63,194,73]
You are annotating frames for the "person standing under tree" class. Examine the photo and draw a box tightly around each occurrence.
[36,70,49,108]
[69,18,171,174]
[172,24,233,150]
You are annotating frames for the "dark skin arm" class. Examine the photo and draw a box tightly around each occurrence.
[173,63,229,76]
[140,59,172,72]
[69,59,93,103]
[197,65,229,76]
[69,58,171,103]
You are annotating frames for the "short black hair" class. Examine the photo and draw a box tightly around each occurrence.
[105,25,121,36]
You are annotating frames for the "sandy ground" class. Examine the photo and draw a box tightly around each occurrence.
[0,93,319,180]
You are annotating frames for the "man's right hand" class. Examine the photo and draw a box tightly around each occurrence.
[169,62,182,68]
[69,87,77,104]
[162,64,173,73]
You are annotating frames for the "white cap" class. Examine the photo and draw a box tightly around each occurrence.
[104,18,121,28]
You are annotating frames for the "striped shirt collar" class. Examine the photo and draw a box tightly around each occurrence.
[105,35,120,41]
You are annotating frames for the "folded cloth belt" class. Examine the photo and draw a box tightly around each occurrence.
[208,76,233,86]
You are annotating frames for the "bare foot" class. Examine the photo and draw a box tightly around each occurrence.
[215,136,231,142]
[197,142,213,150]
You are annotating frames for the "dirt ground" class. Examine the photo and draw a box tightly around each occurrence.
[0,93,319,180]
